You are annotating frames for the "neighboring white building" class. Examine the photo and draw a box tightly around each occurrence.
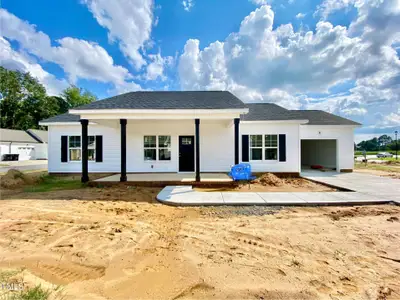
[39,91,360,181]
[0,128,48,160]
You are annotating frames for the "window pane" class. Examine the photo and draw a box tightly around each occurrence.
[69,149,81,161]
[159,135,171,147]
[88,149,95,161]
[250,148,262,160]
[159,149,171,160]
[144,136,156,147]
[182,137,192,145]
[69,136,81,148]
[144,149,156,161]
[265,148,278,160]
[265,135,277,147]
[250,135,262,147]
[88,136,96,148]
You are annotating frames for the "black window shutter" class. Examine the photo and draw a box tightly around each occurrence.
[96,135,103,162]
[61,136,68,162]
[279,134,286,162]
[242,135,249,162]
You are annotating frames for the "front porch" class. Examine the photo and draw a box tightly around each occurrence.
[91,172,233,186]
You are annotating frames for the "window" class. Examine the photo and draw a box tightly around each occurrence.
[249,134,278,161]
[144,136,156,161]
[264,135,278,160]
[88,136,96,161]
[68,136,96,161]
[69,136,81,161]
[250,135,262,160]
[158,135,171,161]
[144,135,171,161]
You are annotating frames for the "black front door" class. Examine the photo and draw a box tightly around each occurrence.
[179,136,195,172]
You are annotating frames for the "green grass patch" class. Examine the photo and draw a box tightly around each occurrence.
[354,151,396,155]
[374,157,399,162]
[355,162,400,173]
[24,175,84,193]
[11,285,51,300]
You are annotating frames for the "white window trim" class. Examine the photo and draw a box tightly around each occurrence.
[68,135,96,162]
[143,135,172,162]
[249,135,263,161]
[249,134,279,162]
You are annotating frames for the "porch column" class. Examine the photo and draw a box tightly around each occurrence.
[120,119,127,182]
[195,118,200,182]
[234,118,240,165]
[80,119,89,183]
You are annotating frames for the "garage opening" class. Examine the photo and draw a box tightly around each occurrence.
[301,139,337,171]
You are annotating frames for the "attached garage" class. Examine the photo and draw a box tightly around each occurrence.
[297,110,361,172]
[301,139,337,171]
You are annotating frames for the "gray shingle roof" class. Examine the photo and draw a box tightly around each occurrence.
[241,103,306,121]
[0,128,39,143]
[27,129,48,143]
[241,103,361,125]
[40,113,80,124]
[73,91,247,110]
[291,110,361,125]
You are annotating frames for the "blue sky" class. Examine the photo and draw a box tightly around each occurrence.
[1,0,399,141]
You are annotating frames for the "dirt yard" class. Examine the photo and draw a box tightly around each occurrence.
[0,184,399,299]
[196,173,336,192]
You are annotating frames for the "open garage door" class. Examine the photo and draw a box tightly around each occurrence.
[301,139,337,171]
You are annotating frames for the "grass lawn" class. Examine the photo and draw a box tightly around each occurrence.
[23,175,83,193]
[374,157,399,162]
[354,151,396,155]
[355,162,400,173]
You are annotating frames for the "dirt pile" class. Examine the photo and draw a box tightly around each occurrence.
[253,173,284,186]
[0,169,35,189]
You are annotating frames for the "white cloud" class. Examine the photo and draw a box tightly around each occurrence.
[145,53,174,81]
[0,37,68,95]
[0,8,142,92]
[182,0,195,11]
[82,0,154,69]
[295,12,306,19]
[314,0,358,19]
[178,3,400,130]
[249,0,268,5]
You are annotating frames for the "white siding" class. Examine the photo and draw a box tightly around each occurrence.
[48,123,120,173]
[300,125,355,171]
[48,119,234,173]
[0,142,46,160]
[240,122,301,173]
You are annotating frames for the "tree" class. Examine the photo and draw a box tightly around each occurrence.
[0,67,97,130]
[0,66,54,130]
[61,86,96,109]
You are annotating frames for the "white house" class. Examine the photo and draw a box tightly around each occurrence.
[0,128,48,160]
[39,91,360,182]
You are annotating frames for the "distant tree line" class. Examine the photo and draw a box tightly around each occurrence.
[356,135,398,152]
[0,66,97,130]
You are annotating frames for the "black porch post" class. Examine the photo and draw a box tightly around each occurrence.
[195,119,200,182]
[234,118,240,165]
[120,119,127,182]
[80,119,89,183]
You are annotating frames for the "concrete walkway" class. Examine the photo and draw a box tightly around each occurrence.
[301,170,400,203]
[156,171,400,206]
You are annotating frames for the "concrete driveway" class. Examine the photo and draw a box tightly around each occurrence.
[301,170,400,202]
[0,160,48,173]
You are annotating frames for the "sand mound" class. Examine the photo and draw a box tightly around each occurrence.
[0,169,35,189]
[253,173,284,186]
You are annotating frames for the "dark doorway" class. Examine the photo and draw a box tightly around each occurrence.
[179,136,195,172]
